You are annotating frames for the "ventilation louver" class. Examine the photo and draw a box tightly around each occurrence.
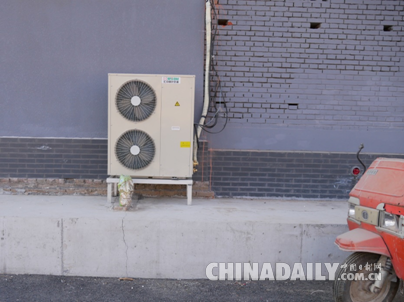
[116,80,157,121]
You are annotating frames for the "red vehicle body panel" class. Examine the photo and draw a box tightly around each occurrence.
[352,158,404,209]
[335,228,390,257]
[338,158,404,280]
[381,232,404,279]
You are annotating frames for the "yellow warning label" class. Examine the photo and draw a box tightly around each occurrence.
[175,102,180,106]
[180,141,191,148]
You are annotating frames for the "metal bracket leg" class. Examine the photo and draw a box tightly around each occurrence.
[107,183,112,204]
[187,184,192,205]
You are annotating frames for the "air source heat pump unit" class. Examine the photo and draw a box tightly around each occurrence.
[108,73,195,178]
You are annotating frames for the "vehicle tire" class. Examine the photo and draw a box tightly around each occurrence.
[333,252,399,302]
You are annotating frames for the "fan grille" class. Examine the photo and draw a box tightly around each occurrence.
[116,80,157,121]
[115,130,155,170]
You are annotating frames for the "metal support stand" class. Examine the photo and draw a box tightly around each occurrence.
[106,177,193,205]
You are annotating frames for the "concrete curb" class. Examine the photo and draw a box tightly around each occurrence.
[0,195,349,279]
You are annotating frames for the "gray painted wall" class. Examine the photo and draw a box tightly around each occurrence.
[0,0,204,138]
[206,0,404,153]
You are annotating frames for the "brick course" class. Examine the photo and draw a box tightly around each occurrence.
[0,137,210,181]
[4,137,401,199]
[201,148,404,199]
[0,137,213,198]
[0,137,108,179]
[0,178,214,198]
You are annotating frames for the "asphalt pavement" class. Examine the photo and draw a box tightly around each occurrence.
[1,274,403,302]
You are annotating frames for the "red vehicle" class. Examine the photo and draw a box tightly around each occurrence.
[333,152,404,302]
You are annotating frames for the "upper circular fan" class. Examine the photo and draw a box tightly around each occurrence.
[116,80,157,121]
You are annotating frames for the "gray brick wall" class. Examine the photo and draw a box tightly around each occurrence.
[206,149,404,199]
[212,0,404,130]
[1,1,403,200]
[0,137,209,181]
[0,138,108,179]
[1,137,403,199]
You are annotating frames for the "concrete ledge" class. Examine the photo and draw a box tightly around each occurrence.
[0,195,348,279]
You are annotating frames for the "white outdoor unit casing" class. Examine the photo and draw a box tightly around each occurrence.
[108,73,195,178]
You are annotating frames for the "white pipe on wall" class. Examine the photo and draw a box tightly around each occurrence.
[193,0,211,166]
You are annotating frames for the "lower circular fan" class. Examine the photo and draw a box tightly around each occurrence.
[115,130,155,170]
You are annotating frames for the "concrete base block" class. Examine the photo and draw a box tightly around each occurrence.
[2,217,61,275]
[0,195,349,279]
